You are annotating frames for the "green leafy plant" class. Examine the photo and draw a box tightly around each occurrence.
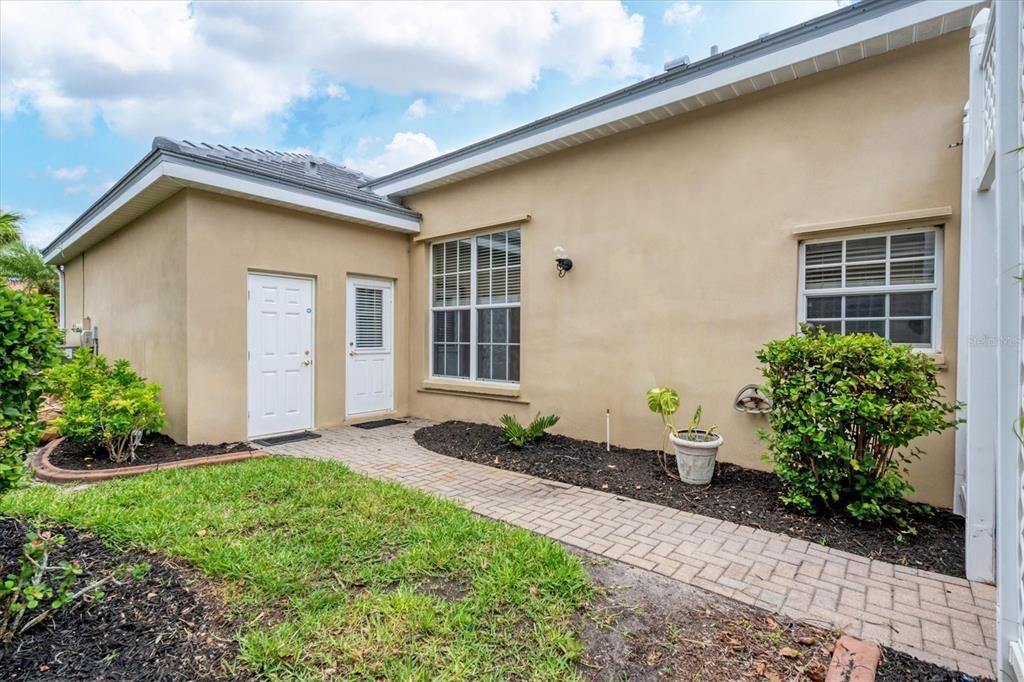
[0,529,149,642]
[0,211,21,248]
[646,387,719,478]
[498,413,559,448]
[756,326,961,531]
[0,213,57,298]
[0,286,62,495]
[46,346,110,403]
[684,404,718,442]
[0,242,58,298]
[48,349,166,463]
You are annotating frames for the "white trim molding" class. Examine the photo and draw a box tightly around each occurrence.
[366,1,983,198]
[797,226,944,352]
[43,153,420,265]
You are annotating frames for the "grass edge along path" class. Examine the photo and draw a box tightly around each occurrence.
[1,456,592,681]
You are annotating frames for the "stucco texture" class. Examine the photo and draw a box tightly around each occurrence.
[404,31,968,507]
[183,190,410,445]
[57,30,968,508]
[59,193,189,442]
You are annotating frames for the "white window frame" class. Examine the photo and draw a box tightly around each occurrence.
[797,225,943,352]
[428,229,521,385]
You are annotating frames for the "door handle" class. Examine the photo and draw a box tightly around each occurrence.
[303,360,312,366]
[348,351,357,357]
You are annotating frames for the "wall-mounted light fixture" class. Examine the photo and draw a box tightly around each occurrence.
[554,246,573,278]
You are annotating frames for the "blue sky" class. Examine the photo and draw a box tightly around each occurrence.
[0,1,847,248]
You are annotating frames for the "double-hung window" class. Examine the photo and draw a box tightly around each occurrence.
[799,227,941,350]
[431,228,521,382]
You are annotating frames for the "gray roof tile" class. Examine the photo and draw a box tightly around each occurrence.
[152,137,415,217]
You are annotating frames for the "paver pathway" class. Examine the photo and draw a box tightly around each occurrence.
[265,419,997,677]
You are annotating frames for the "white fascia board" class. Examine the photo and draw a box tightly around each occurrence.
[43,158,420,263]
[162,160,421,233]
[370,0,979,197]
[43,159,166,263]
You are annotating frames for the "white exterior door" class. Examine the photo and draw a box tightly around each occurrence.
[346,277,394,416]
[247,273,314,437]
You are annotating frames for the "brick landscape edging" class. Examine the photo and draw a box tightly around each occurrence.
[825,635,882,682]
[32,437,267,484]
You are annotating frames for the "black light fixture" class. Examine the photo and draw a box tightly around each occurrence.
[554,246,573,278]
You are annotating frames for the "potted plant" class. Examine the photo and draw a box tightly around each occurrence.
[646,387,723,485]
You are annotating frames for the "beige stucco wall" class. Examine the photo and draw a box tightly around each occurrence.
[404,31,968,507]
[183,190,410,444]
[59,193,189,442]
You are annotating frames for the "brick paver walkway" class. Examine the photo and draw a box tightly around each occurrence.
[265,419,997,677]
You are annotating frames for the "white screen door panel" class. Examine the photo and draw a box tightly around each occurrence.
[247,273,314,437]
[346,277,394,416]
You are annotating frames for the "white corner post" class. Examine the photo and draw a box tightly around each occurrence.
[958,7,998,585]
[992,0,1024,677]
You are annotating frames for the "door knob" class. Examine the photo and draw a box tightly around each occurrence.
[303,360,312,366]
[348,351,356,357]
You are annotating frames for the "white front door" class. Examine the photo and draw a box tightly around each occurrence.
[247,273,314,437]
[346,277,394,416]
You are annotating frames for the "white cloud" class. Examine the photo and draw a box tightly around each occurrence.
[47,165,89,181]
[324,83,349,100]
[404,98,430,121]
[344,132,440,177]
[41,165,111,197]
[663,2,703,27]
[0,1,644,139]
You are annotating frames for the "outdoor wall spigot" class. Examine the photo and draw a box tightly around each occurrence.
[554,246,573,278]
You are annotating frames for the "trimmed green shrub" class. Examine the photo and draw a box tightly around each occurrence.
[48,349,165,463]
[0,287,62,493]
[756,326,960,530]
[498,413,559,448]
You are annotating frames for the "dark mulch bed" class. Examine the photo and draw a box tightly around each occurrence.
[49,433,252,471]
[877,647,993,681]
[0,518,240,681]
[415,421,965,577]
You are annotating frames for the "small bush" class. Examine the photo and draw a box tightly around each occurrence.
[498,413,559,448]
[0,287,62,494]
[48,349,165,463]
[756,326,960,530]
[1,529,149,642]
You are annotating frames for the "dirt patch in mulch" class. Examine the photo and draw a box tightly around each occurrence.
[576,549,836,680]
[49,433,252,471]
[415,421,965,577]
[0,518,241,681]
[876,647,993,682]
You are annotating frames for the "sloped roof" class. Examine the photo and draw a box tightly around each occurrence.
[362,0,982,197]
[44,0,981,263]
[42,137,421,264]
[151,137,411,216]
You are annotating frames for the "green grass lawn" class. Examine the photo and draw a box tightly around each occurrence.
[1,457,591,681]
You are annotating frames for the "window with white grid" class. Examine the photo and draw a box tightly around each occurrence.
[799,227,942,350]
[431,228,520,382]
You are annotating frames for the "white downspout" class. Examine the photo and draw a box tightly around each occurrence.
[57,264,66,332]
[954,100,970,518]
